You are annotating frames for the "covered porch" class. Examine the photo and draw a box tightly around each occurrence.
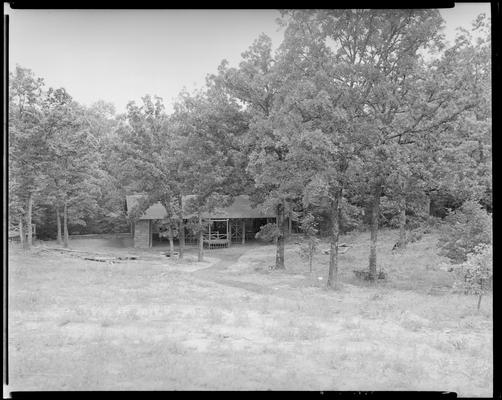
[184,217,275,249]
[126,194,278,249]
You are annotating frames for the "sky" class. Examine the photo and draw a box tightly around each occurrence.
[6,5,491,114]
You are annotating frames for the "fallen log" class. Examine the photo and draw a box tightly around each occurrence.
[83,256,116,262]
[42,247,139,262]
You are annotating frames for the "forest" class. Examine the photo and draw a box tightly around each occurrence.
[8,9,492,289]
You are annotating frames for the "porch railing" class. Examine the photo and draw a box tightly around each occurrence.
[202,232,229,249]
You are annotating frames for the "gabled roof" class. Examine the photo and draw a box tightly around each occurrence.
[126,194,168,219]
[125,194,276,220]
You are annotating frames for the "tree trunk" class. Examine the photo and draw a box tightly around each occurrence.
[177,196,184,259]
[63,202,69,248]
[198,215,204,262]
[178,219,184,260]
[327,191,341,289]
[168,225,175,258]
[398,197,407,248]
[275,202,285,269]
[19,219,25,247]
[477,293,483,311]
[25,193,33,249]
[309,244,313,274]
[368,184,383,280]
[56,207,62,244]
[425,196,432,217]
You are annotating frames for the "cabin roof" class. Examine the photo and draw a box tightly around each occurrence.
[125,194,276,220]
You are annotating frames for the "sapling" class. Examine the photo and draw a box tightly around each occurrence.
[453,244,492,311]
[298,213,320,273]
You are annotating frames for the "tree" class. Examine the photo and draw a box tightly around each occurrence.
[40,89,102,247]
[298,212,320,273]
[438,200,492,264]
[8,66,46,249]
[171,85,249,261]
[83,104,129,235]
[378,144,431,249]
[211,34,295,269]
[281,10,488,280]
[116,95,185,258]
[275,10,372,286]
[453,243,492,311]
[425,15,492,216]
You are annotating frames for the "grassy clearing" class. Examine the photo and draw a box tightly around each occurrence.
[7,230,492,395]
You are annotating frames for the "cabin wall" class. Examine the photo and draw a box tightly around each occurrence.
[134,220,151,248]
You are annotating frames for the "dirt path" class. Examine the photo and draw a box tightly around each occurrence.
[189,245,307,298]
[194,245,258,272]
[189,245,280,295]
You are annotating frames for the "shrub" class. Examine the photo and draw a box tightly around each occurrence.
[340,199,364,233]
[438,200,492,263]
[353,268,387,281]
[423,216,442,233]
[379,196,400,228]
[408,229,423,243]
[255,222,280,243]
[453,244,493,310]
[378,196,427,230]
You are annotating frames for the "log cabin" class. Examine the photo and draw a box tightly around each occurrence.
[125,194,277,248]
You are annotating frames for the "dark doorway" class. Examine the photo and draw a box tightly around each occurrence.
[245,218,269,241]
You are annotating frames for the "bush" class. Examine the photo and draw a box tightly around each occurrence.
[438,200,492,263]
[378,196,427,230]
[453,244,492,310]
[405,212,428,231]
[378,196,400,228]
[340,199,364,233]
[423,216,442,233]
[255,223,280,243]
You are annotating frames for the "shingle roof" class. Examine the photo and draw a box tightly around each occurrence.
[125,194,276,220]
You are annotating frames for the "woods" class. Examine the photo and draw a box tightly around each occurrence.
[8,10,491,286]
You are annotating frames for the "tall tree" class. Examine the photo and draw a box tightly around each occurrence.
[80,102,129,235]
[275,11,372,285]
[280,9,485,280]
[40,88,102,247]
[212,34,295,269]
[8,66,46,249]
[171,85,249,261]
[426,15,492,213]
[116,95,185,258]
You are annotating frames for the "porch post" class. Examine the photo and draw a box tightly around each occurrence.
[149,220,152,248]
[242,219,246,244]
[208,219,212,250]
[227,219,231,247]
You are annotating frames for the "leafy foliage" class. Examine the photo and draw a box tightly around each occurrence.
[255,223,280,243]
[8,10,491,272]
[438,200,492,263]
[298,213,321,272]
[452,244,492,310]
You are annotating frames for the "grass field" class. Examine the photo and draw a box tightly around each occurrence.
[7,229,492,395]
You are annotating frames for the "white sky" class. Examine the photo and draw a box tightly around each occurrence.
[6,5,491,114]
